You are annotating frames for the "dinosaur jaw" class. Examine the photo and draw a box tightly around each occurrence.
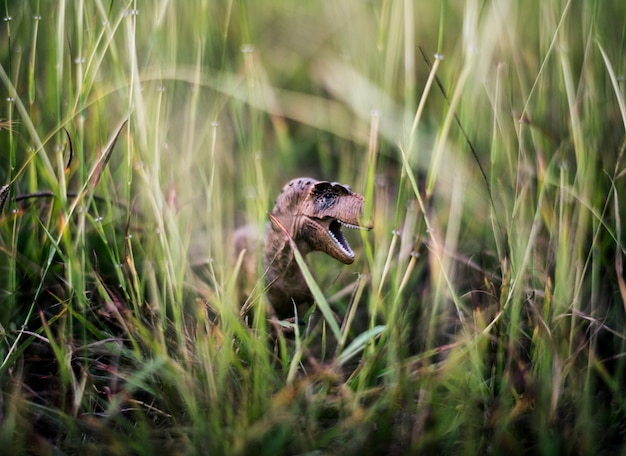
[302,217,365,264]
[328,219,356,262]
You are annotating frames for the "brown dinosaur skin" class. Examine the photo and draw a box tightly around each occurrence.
[236,177,367,320]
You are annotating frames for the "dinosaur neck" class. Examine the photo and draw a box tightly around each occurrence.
[263,222,312,319]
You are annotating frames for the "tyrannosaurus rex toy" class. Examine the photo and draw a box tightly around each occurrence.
[235,177,368,320]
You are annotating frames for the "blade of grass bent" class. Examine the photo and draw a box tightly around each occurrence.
[337,325,385,367]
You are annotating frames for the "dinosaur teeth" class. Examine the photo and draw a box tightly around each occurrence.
[329,219,355,258]
[339,221,360,230]
[339,220,371,231]
[329,230,354,257]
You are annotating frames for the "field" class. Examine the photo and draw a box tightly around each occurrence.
[1,1,625,454]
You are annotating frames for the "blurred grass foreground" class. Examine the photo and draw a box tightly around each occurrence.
[1,1,626,454]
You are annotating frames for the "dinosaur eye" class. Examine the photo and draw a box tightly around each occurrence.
[316,192,335,209]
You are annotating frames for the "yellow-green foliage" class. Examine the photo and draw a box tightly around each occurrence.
[0,1,625,454]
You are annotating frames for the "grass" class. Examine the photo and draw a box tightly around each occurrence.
[1,0,625,454]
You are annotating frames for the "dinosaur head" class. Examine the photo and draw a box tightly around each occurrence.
[271,177,368,264]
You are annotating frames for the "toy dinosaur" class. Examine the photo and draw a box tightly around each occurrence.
[235,177,368,319]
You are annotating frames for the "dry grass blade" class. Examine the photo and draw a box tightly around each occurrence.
[0,118,18,131]
[0,184,10,213]
[614,187,626,312]
[90,119,128,189]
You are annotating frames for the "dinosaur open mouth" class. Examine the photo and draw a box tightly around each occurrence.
[328,219,356,258]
